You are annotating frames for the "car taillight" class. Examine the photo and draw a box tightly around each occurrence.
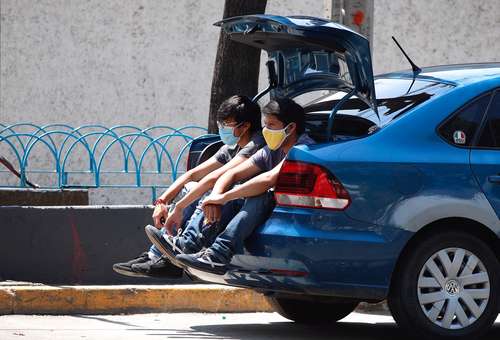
[274,160,350,210]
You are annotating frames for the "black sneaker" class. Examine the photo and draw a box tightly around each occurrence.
[144,224,184,268]
[112,252,150,277]
[176,248,228,275]
[131,257,183,278]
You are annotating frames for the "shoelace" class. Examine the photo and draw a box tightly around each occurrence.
[168,228,183,254]
[153,255,167,265]
[200,252,217,268]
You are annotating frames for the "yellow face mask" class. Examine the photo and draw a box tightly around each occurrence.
[262,124,291,150]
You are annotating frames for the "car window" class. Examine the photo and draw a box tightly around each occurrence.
[269,49,352,88]
[306,79,453,125]
[438,93,492,147]
[477,91,500,149]
[303,79,454,142]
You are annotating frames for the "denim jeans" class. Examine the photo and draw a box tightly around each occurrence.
[179,197,244,254]
[210,191,275,263]
[148,197,199,259]
[148,184,203,259]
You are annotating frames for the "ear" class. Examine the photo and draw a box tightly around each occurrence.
[286,122,297,135]
[236,121,251,137]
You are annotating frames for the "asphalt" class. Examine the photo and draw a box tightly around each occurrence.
[0,312,499,340]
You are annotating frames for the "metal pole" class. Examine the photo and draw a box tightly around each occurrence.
[325,0,374,44]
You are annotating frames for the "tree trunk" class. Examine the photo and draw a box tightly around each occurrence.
[208,0,267,133]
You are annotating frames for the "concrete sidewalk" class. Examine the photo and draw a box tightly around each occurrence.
[0,281,388,315]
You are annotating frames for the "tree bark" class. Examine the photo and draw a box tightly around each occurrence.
[208,0,267,133]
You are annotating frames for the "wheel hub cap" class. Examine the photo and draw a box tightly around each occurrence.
[417,247,490,330]
[444,279,460,296]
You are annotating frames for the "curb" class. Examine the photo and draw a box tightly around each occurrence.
[0,282,389,315]
[0,284,272,315]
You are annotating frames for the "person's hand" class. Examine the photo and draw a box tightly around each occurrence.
[202,193,227,207]
[201,193,226,223]
[203,204,222,224]
[164,205,183,236]
[152,203,168,229]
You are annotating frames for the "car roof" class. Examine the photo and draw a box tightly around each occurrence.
[378,63,500,86]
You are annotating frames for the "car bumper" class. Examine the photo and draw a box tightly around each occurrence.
[187,206,413,300]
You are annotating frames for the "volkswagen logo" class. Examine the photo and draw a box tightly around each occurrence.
[445,280,460,296]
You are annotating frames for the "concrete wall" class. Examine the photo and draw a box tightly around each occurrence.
[0,205,184,284]
[2,0,498,125]
[0,0,325,128]
[372,0,500,74]
[0,0,325,204]
[1,0,499,204]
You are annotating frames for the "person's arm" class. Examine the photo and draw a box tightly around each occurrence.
[202,158,264,222]
[157,157,222,204]
[151,157,222,228]
[202,160,284,208]
[211,158,262,195]
[163,155,249,233]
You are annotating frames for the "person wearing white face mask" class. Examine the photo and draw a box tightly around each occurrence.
[175,98,315,274]
[113,95,265,278]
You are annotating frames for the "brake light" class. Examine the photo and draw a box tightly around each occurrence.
[274,160,350,210]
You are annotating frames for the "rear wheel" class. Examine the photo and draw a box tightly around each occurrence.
[388,231,499,339]
[266,295,358,324]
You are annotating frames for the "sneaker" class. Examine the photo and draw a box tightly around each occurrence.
[112,252,150,277]
[144,224,184,268]
[176,248,228,275]
[130,256,183,278]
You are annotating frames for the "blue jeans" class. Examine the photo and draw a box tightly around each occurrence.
[179,197,244,254]
[210,191,275,263]
[148,197,199,259]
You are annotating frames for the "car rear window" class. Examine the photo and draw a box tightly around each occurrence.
[269,48,352,88]
[304,78,454,141]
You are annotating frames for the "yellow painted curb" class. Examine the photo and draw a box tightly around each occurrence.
[0,284,273,315]
[0,288,15,314]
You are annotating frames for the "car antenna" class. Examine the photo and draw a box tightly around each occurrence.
[392,36,421,94]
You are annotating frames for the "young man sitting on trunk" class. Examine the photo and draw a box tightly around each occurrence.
[175,98,315,274]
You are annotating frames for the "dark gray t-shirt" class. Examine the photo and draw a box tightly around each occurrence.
[213,131,265,164]
[251,133,316,172]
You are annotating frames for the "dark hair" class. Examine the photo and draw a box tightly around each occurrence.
[216,95,261,133]
[262,98,305,134]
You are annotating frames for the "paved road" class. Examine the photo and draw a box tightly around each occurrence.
[0,312,499,340]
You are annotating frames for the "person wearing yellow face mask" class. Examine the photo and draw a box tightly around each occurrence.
[175,98,315,274]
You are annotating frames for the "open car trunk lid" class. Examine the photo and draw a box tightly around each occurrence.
[215,15,377,111]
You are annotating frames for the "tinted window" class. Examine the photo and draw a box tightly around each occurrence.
[306,79,454,126]
[477,91,500,148]
[439,94,491,147]
[303,79,454,141]
[269,49,351,87]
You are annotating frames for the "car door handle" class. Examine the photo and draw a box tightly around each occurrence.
[488,175,500,184]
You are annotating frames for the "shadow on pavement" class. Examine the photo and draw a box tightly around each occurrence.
[143,322,500,340]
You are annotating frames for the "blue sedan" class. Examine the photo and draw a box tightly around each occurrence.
[187,15,500,339]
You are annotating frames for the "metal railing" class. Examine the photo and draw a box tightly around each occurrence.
[0,123,214,201]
